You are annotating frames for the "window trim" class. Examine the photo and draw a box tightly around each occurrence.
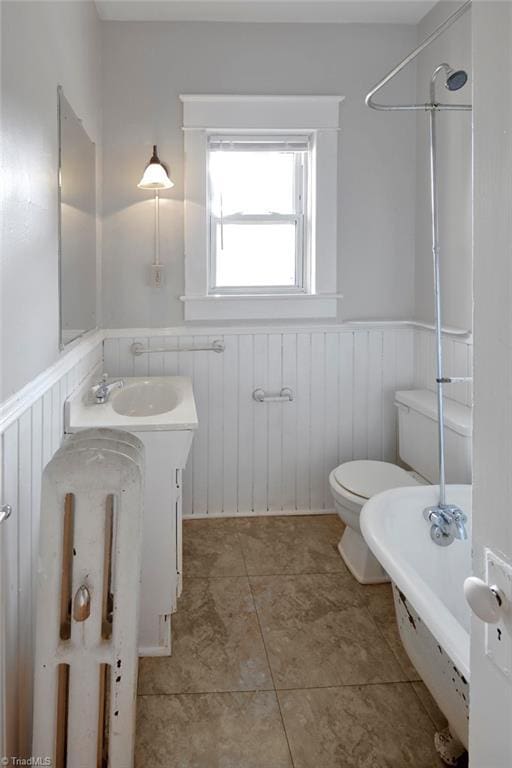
[207,135,309,295]
[180,95,344,321]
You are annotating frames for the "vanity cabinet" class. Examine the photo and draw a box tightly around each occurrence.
[65,375,198,657]
[137,432,192,656]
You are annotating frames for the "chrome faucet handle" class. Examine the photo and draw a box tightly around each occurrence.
[423,506,448,526]
[424,502,467,544]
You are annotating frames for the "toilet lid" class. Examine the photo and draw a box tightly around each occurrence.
[332,460,422,500]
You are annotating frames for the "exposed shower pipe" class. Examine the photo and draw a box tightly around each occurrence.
[365,0,471,112]
[365,1,472,545]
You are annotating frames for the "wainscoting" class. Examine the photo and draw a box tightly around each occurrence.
[104,324,416,519]
[0,334,102,759]
[413,326,473,407]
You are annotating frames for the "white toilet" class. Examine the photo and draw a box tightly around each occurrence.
[329,388,472,584]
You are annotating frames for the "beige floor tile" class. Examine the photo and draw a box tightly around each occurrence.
[278,683,446,768]
[183,518,247,577]
[251,574,407,688]
[238,514,347,575]
[138,577,272,694]
[135,691,293,768]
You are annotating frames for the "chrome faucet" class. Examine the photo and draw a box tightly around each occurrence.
[423,503,468,546]
[91,373,124,404]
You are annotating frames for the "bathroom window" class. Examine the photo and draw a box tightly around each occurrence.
[207,135,309,294]
[181,95,343,321]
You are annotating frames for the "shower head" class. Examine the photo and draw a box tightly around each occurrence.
[444,68,468,92]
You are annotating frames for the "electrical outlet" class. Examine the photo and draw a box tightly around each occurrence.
[485,548,512,679]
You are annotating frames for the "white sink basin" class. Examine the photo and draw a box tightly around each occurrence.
[65,376,198,432]
[112,379,179,417]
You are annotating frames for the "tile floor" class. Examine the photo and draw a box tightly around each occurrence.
[135,515,448,767]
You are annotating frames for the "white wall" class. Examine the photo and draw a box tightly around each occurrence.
[101,20,418,328]
[470,3,512,765]
[0,0,102,401]
[414,1,472,331]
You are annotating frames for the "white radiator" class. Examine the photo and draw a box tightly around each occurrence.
[32,428,144,768]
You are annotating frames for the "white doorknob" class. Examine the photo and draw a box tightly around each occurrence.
[464,576,502,624]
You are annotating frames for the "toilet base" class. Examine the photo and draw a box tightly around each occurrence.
[338,527,390,584]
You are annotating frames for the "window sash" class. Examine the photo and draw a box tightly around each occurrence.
[209,214,305,293]
[207,138,309,294]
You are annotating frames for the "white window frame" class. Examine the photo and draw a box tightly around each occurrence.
[180,95,343,321]
[208,134,309,295]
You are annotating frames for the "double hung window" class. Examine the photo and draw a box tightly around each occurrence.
[208,135,309,294]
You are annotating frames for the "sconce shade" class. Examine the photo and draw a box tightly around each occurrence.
[137,145,174,189]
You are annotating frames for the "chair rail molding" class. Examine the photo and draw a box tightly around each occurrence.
[0,329,104,435]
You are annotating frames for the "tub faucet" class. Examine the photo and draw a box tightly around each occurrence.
[423,503,468,546]
[91,373,124,404]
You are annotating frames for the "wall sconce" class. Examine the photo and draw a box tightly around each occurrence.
[138,145,174,288]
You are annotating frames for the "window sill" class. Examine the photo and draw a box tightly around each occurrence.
[180,293,342,321]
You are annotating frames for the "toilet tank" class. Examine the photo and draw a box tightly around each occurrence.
[395,389,472,484]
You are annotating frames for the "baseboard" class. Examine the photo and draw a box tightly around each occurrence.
[183,508,336,520]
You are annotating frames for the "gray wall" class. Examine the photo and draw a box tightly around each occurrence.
[101,21,418,328]
[414,1,472,330]
[0,0,102,399]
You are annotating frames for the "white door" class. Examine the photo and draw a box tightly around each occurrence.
[0,519,5,761]
[470,2,512,765]
[0,446,9,760]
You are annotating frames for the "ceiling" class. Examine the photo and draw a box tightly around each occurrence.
[95,0,437,25]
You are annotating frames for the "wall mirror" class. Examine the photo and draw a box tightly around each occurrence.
[58,86,97,348]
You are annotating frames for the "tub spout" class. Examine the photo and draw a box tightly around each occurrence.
[451,507,468,540]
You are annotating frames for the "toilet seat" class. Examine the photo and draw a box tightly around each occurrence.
[331,460,422,501]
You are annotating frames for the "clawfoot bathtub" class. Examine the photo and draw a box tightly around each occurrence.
[361,484,471,757]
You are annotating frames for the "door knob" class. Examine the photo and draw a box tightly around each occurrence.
[464,576,502,624]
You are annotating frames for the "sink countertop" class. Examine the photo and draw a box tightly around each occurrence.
[65,376,199,433]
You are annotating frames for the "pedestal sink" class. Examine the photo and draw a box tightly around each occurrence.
[65,375,198,656]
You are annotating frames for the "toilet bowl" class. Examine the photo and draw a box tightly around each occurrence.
[329,460,423,584]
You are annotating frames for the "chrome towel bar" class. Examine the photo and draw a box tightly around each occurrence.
[0,504,12,524]
[253,387,294,403]
[131,340,225,356]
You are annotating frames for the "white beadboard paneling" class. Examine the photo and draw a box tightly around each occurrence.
[222,336,238,516]
[338,332,354,465]
[3,423,19,759]
[381,330,397,461]
[0,338,102,759]
[310,333,326,511]
[207,335,224,516]
[252,334,269,513]
[267,334,283,512]
[281,334,298,510]
[192,336,210,515]
[413,326,473,407]
[353,332,369,460]
[295,333,312,511]
[237,335,254,514]
[367,330,384,461]
[103,325,416,518]
[177,336,195,518]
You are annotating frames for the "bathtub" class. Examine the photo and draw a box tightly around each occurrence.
[361,484,471,748]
